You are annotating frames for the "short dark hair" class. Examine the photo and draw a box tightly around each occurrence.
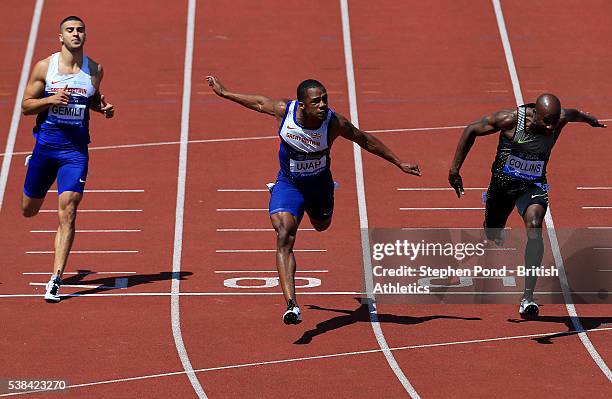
[296,79,325,102]
[59,16,85,30]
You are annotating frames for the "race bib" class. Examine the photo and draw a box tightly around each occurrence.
[290,155,326,176]
[48,102,86,125]
[502,154,544,180]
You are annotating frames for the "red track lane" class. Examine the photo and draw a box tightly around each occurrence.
[349,0,611,397]
[502,0,612,377]
[0,1,204,397]
[2,1,610,398]
[176,1,414,397]
[0,1,35,156]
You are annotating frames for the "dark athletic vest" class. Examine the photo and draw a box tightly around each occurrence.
[491,103,555,183]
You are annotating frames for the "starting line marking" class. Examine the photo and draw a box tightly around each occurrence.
[2,326,610,397]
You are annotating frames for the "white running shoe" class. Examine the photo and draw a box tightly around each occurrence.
[266,182,275,193]
[519,298,539,318]
[283,300,302,325]
[44,275,61,303]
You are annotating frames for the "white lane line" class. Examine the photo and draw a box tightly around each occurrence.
[23,271,137,275]
[216,228,315,232]
[368,125,464,133]
[587,227,612,229]
[38,209,142,213]
[577,187,612,190]
[493,0,611,382]
[171,1,206,397]
[217,188,268,192]
[599,270,612,272]
[3,327,610,397]
[583,206,612,210]
[400,207,484,210]
[215,249,326,253]
[1,124,493,158]
[397,187,486,191]
[0,0,44,212]
[48,189,144,193]
[214,270,329,273]
[340,1,419,397]
[30,229,141,233]
[401,227,513,230]
[0,290,609,298]
[594,248,612,250]
[0,291,364,298]
[216,208,267,211]
[26,250,138,254]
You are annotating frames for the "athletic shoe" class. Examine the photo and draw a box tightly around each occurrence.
[519,298,539,318]
[44,275,61,303]
[283,300,302,325]
[266,182,275,193]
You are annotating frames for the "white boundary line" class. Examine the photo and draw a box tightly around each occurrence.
[340,1,420,396]
[577,187,612,190]
[583,206,612,210]
[26,250,138,254]
[215,249,326,253]
[214,270,329,273]
[23,271,137,275]
[399,207,484,211]
[30,229,141,233]
[48,189,144,193]
[170,1,207,398]
[217,188,268,192]
[2,327,610,397]
[492,0,611,381]
[397,187,486,191]
[38,209,142,213]
[0,0,44,212]
[216,228,315,232]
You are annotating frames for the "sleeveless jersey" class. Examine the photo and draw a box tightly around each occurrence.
[34,52,97,149]
[278,101,334,180]
[491,103,555,183]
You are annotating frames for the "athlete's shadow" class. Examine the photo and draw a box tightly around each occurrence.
[59,269,193,300]
[294,298,482,345]
[507,316,612,344]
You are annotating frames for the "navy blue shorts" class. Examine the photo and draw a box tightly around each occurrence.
[23,142,88,198]
[269,170,334,221]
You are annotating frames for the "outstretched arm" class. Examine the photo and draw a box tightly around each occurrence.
[449,110,515,197]
[562,108,606,128]
[206,76,287,120]
[331,113,420,176]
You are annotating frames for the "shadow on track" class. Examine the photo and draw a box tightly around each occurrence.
[294,297,482,345]
[59,269,193,300]
[507,315,612,344]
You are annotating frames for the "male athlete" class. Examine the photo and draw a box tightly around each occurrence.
[207,76,420,324]
[21,16,114,302]
[448,94,605,317]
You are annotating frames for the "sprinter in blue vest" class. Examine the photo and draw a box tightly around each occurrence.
[207,76,420,324]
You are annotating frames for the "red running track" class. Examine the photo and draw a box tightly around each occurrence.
[0,1,610,398]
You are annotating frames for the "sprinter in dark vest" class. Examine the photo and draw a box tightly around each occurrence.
[448,94,605,317]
